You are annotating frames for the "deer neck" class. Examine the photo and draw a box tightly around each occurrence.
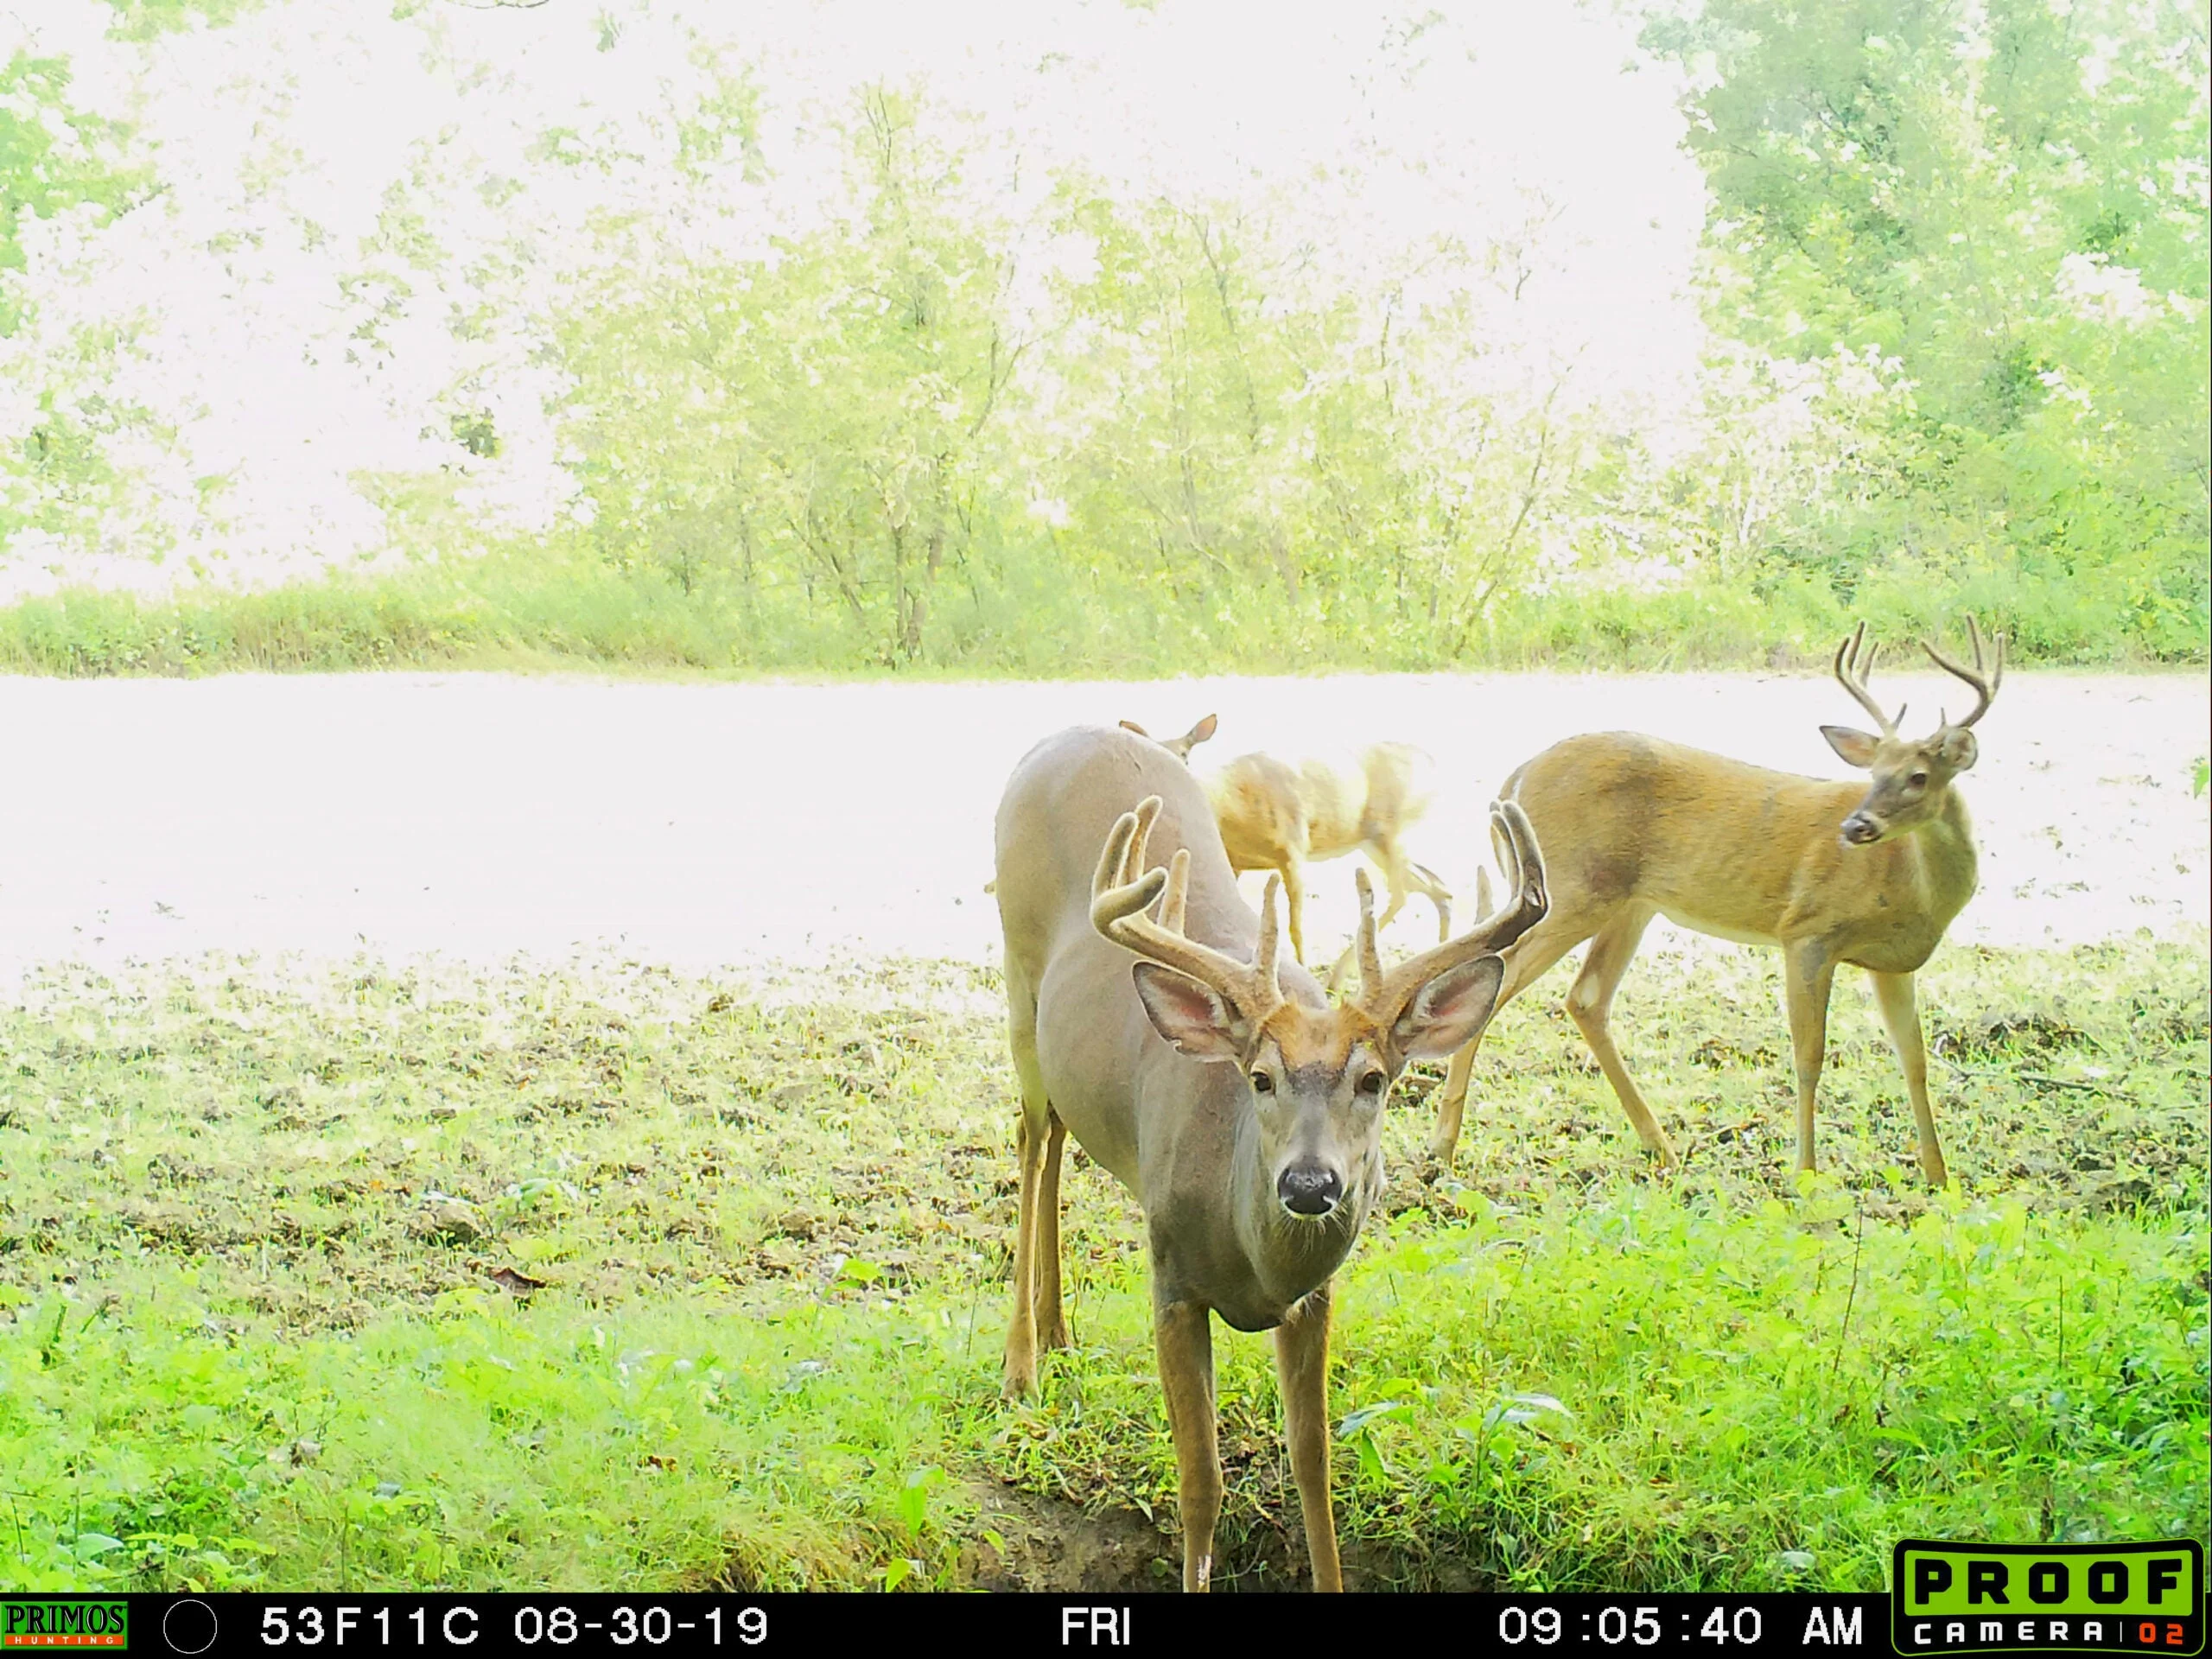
[1910,787,1979,918]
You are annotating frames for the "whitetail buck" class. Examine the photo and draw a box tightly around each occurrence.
[1428,620,2005,1188]
[994,726,1546,1591]
[1120,713,1218,762]
[1203,742,1455,976]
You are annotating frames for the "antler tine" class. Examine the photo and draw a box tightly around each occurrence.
[1090,801,1170,934]
[1159,848,1191,935]
[1089,798,1283,1020]
[1921,614,2004,729]
[1357,800,1548,1026]
[1255,876,1283,1006]
[1833,621,1902,736]
[1352,868,1383,997]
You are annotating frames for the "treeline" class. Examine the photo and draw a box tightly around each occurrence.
[0,0,2204,676]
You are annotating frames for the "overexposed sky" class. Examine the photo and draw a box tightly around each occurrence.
[0,0,1708,594]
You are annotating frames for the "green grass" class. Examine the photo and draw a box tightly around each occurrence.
[1,938,2204,1592]
[0,544,2202,680]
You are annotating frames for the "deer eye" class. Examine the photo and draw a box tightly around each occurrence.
[1250,1071,1274,1095]
[1908,772,1928,788]
[1355,1070,1386,1098]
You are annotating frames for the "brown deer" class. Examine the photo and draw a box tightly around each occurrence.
[1119,713,1218,762]
[1427,620,2004,1188]
[994,726,1546,1591]
[1204,742,1455,976]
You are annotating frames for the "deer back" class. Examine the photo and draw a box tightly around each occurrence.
[1508,730,1974,968]
[1205,752,1313,872]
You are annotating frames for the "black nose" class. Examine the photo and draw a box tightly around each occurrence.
[1277,1164,1343,1217]
[1840,813,1882,846]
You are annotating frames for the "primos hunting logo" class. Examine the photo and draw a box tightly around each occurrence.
[0,1601,129,1650]
[1895,1540,2205,1655]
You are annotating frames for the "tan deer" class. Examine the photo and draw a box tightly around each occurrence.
[1427,620,2005,1188]
[994,725,1546,1591]
[1119,713,1218,762]
[1203,742,1455,976]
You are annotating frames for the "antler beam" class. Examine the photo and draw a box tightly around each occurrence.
[1090,796,1284,1020]
[1833,621,1905,736]
[1921,614,2005,730]
[1356,800,1547,1027]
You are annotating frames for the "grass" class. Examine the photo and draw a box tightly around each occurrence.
[0,546,2202,680]
[0,937,2204,1593]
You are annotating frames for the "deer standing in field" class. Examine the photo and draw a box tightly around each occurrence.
[1120,713,1218,762]
[1203,742,1456,976]
[1427,620,2004,1188]
[1122,720,1454,973]
[993,726,1546,1591]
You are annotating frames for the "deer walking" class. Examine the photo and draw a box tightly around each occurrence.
[994,725,1546,1591]
[1204,742,1455,975]
[1428,620,2004,1188]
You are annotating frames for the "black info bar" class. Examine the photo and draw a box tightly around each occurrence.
[6,1590,2203,1657]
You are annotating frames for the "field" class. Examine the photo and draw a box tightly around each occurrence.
[3,935,2204,1593]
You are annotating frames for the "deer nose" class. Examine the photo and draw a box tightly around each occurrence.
[1277,1163,1343,1217]
[1840,812,1884,846]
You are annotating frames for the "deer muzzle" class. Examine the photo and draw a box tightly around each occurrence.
[1277,1162,1344,1217]
[1840,810,1886,847]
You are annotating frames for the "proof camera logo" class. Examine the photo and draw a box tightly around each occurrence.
[1894,1540,2204,1655]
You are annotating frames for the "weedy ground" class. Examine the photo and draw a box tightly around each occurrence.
[1,937,2204,1593]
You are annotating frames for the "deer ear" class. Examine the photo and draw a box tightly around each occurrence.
[1120,720,1151,738]
[1935,727,1979,771]
[1187,713,1218,745]
[1390,955,1505,1061]
[1821,726,1881,769]
[1131,963,1247,1061]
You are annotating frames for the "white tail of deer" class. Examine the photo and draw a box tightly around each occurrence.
[993,726,1546,1590]
[1429,619,2005,1187]
[1203,742,1453,975]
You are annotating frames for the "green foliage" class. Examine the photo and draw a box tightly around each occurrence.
[0,2,259,560]
[0,54,146,321]
[2,941,2202,1590]
[0,540,2197,677]
[0,10,2202,674]
[1642,0,2210,658]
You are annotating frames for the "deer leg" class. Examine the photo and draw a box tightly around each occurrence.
[1370,847,1413,937]
[1428,918,1584,1163]
[1567,906,1674,1164]
[1281,861,1309,966]
[1408,860,1453,941]
[1154,1294,1222,1592]
[1032,1111,1071,1351]
[1274,1282,1341,1592]
[1001,990,1053,1398]
[1781,938,1838,1175]
[1870,969,1948,1188]
[1431,1041,1482,1163]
